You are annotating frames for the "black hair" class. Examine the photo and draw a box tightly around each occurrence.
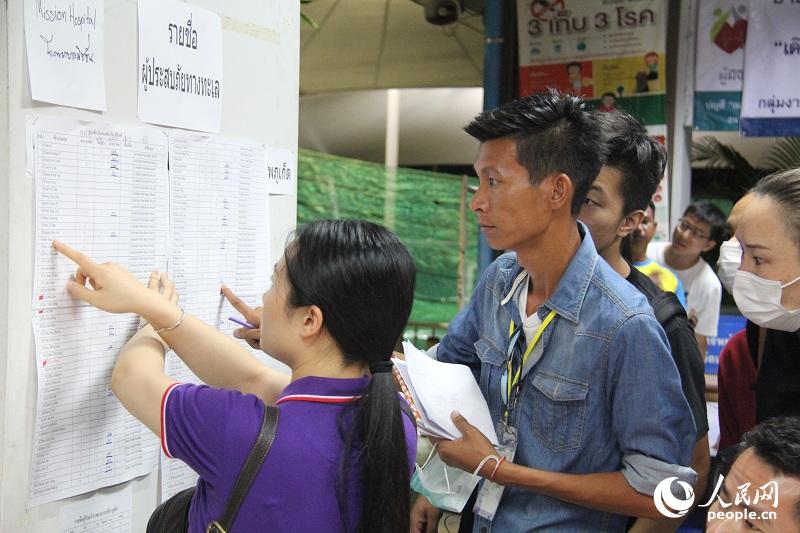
[752,167,800,252]
[283,219,415,533]
[566,61,582,71]
[740,417,800,523]
[648,200,656,216]
[601,92,616,99]
[683,201,729,245]
[464,89,605,214]
[595,110,666,215]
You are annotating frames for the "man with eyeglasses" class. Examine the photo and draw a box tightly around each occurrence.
[647,201,729,357]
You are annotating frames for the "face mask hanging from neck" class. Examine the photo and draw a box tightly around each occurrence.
[733,270,800,331]
[717,239,741,294]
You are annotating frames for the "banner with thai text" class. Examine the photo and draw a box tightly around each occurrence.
[694,0,747,131]
[740,1,800,136]
[516,0,667,126]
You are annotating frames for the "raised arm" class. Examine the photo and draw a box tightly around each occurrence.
[53,240,289,404]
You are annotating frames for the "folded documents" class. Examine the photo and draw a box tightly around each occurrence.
[393,341,498,445]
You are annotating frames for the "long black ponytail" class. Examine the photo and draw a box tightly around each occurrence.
[284,220,416,532]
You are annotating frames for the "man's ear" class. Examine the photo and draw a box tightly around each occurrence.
[701,239,717,253]
[618,210,645,239]
[549,173,573,211]
[299,304,325,339]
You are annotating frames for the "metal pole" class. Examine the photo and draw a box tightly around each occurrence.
[669,0,696,231]
[477,0,503,276]
[384,88,400,229]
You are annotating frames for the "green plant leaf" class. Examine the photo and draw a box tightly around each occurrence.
[762,137,800,171]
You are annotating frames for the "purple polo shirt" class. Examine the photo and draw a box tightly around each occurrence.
[161,375,417,532]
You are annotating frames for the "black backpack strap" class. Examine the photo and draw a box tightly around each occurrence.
[207,405,279,533]
[651,292,686,330]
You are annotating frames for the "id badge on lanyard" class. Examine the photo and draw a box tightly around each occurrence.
[474,310,556,521]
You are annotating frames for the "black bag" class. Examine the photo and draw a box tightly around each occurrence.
[147,405,279,533]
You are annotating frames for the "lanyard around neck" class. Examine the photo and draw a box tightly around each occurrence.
[505,310,557,419]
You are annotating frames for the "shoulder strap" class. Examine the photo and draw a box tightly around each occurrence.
[651,292,686,330]
[207,405,279,533]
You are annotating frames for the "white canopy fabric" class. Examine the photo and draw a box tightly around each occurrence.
[300,0,484,94]
[299,88,483,165]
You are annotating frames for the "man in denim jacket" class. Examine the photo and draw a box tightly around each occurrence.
[410,92,697,532]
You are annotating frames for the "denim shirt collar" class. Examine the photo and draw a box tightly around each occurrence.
[498,221,598,325]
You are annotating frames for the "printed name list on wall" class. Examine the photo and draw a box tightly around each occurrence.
[137,0,223,133]
[740,0,800,136]
[694,0,747,131]
[30,117,167,506]
[24,0,106,111]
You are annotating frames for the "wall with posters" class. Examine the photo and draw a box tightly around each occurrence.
[740,0,800,136]
[516,0,671,240]
[516,0,667,124]
[0,1,299,531]
[693,0,747,131]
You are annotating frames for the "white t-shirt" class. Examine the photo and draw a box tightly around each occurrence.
[647,241,722,337]
[516,275,543,345]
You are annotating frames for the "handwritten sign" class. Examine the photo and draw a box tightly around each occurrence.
[137,0,223,133]
[24,0,106,111]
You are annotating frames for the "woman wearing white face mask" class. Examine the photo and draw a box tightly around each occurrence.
[735,170,800,331]
[716,169,800,452]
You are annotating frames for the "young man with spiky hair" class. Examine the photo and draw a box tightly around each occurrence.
[411,92,696,532]
[579,110,710,532]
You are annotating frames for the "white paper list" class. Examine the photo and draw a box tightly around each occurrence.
[30,118,168,506]
[159,133,271,502]
[58,486,132,533]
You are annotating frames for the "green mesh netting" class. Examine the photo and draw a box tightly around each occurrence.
[297,149,478,327]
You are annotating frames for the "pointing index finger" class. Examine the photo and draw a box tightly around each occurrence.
[221,284,257,321]
[53,240,98,272]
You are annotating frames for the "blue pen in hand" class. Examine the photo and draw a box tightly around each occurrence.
[228,316,256,329]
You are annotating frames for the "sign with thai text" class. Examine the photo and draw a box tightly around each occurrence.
[740,0,800,136]
[516,0,667,125]
[137,0,222,133]
[694,0,747,131]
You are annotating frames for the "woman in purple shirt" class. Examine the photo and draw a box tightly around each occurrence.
[53,220,418,532]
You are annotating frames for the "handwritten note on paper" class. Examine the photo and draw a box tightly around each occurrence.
[24,0,106,111]
[30,117,168,506]
[58,486,132,533]
[138,0,223,132]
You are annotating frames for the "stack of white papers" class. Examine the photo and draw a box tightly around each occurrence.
[393,342,499,446]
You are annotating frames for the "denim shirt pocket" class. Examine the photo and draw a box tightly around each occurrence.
[474,337,506,416]
[530,371,589,453]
